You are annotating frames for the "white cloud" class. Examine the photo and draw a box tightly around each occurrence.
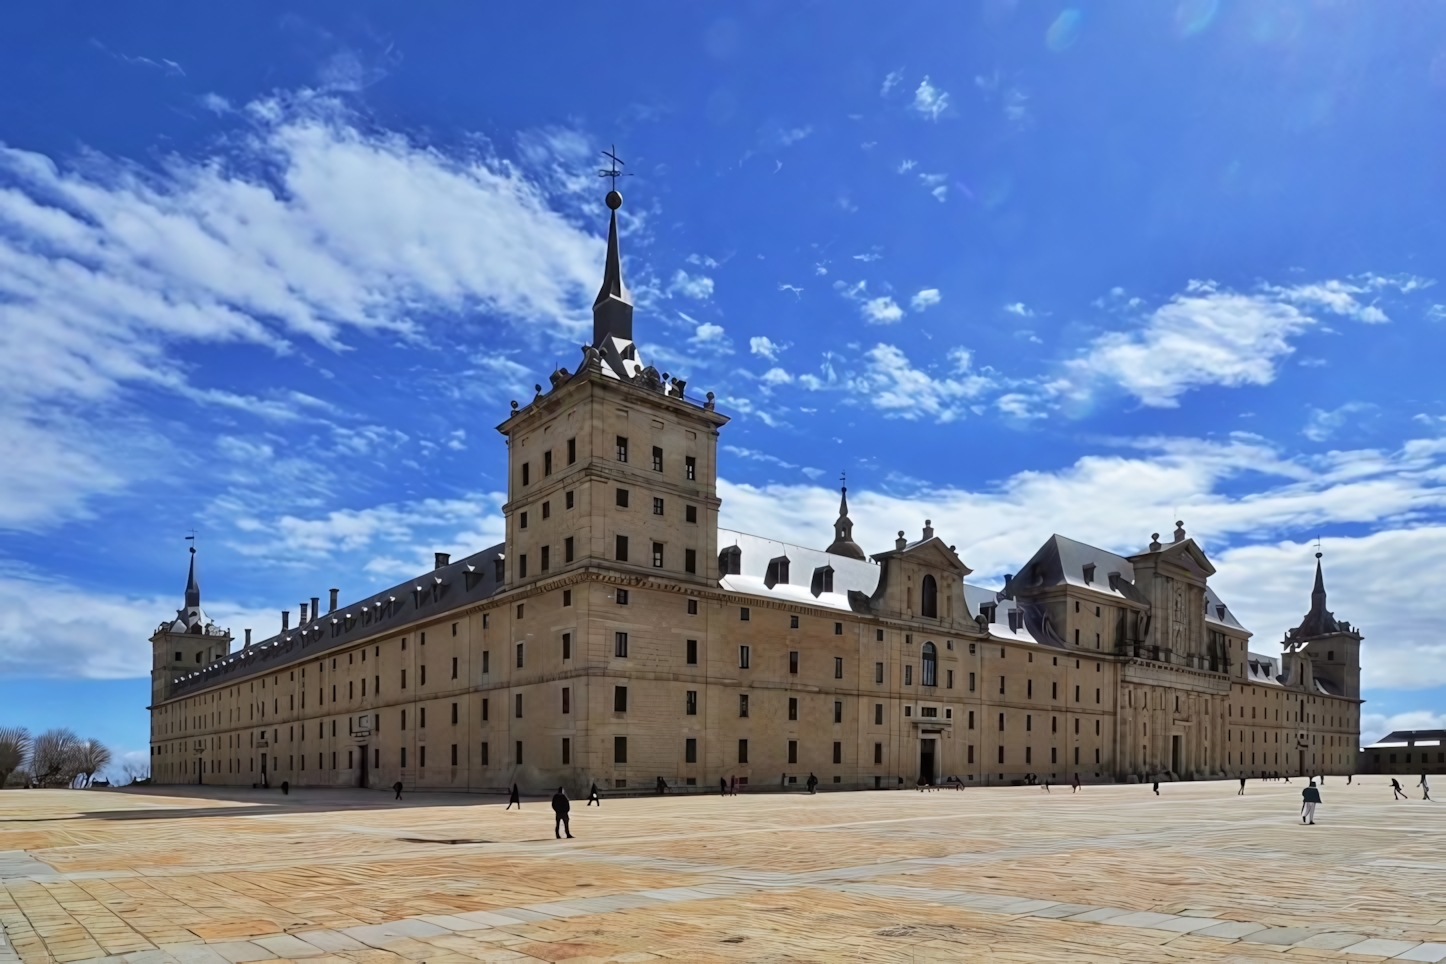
[919,172,948,201]
[853,251,882,263]
[689,321,731,354]
[723,445,800,471]
[912,77,950,120]
[881,70,904,96]
[0,94,608,528]
[750,335,785,360]
[668,269,715,300]
[1303,402,1375,442]
[911,288,942,312]
[759,367,794,386]
[1004,302,1035,317]
[847,344,992,422]
[897,160,917,173]
[686,253,720,269]
[861,296,904,325]
[775,126,813,147]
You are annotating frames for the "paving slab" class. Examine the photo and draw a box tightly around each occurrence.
[1195,920,1270,939]
[1340,939,1425,958]
[1104,912,1185,930]
[204,943,271,964]
[250,935,324,959]
[1294,932,1371,950]
[292,931,368,953]
[1395,944,1446,963]
[1242,926,1320,945]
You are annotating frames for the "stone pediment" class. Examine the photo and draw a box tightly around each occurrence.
[1133,538,1215,578]
[873,537,972,577]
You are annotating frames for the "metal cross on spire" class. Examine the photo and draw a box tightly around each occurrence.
[598,145,633,187]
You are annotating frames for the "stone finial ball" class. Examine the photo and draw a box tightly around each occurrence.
[605,190,623,210]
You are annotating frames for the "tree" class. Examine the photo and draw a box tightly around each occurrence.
[121,758,151,786]
[30,728,82,788]
[0,726,32,788]
[75,739,113,788]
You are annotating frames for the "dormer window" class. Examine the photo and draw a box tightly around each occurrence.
[718,545,741,576]
[981,604,997,624]
[493,556,505,582]
[1082,563,1095,584]
[765,556,790,589]
[811,565,835,597]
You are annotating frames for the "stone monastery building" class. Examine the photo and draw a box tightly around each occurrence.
[149,188,1364,792]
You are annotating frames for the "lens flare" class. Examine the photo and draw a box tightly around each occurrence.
[1045,9,1083,52]
[1175,0,1219,37]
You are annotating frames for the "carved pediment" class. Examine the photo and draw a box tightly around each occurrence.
[873,537,972,576]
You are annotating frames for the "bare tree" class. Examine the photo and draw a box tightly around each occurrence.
[30,728,82,788]
[75,739,113,788]
[121,758,150,786]
[0,726,32,788]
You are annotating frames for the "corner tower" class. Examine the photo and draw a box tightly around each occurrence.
[1284,552,1362,700]
[149,546,231,705]
[496,177,729,591]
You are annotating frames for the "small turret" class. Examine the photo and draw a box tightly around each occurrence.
[825,486,866,560]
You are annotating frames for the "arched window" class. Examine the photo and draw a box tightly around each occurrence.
[921,574,938,618]
[921,642,937,687]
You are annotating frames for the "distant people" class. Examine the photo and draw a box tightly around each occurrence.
[507,783,521,809]
[1347,773,1352,785]
[807,773,819,794]
[587,782,602,806]
[1420,774,1433,801]
[282,781,290,795]
[1071,773,1081,793]
[1152,780,1160,796]
[393,781,403,801]
[656,776,668,795]
[1239,777,1246,796]
[1041,779,1050,793]
[1301,780,1321,824]
[551,787,573,839]
[730,775,738,796]
[1392,778,1407,800]
[720,777,728,797]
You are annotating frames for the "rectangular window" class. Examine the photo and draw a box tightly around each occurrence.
[616,535,629,561]
[685,548,697,574]
[687,598,698,615]
[615,632,629,657]
[516,642,524,668]
[451,701,458,725]
[833,742,842,765]
[515,693,523,718]
[1000,676,1006,695]
[685,738,697,763]
[1096,688,1101,704]
[522,462,530,486]
[616,436,628,462]
[834,622,843,636]
[482,698,489,721]
[562,737,571,765]
[652,542,664,568]
[565,536,574,563]
[540,546,550,571]
[616,588,629,605]
[450,744,458,766]
[481,742,489,765]
[652,496,664,515]
[685,456,696,480]
[515,740,523,765]
[616,487,629,508]
[565,490,574,509]
[544,451,552,476]
[614,686,628,713]
[518,553,527,578]
[614,736,627,763]
[739,694,749,717]
[739,645,751,669]
[686,690,697,715]
[790,614,800,629]
[834,657,843,679]
[562,687,571,714]
[740,606,750,621]
[998,712,1005,731]
[652,446,663,472]
[483,650,490,674]
[401,669,407,689]
[788,740,798,764]
[686,639,698,664]
[875,662,884,684]
[401,747,407,768]
[738,738,748,764]
[562,633,571,660]
[904,665,913,685]
[567,438,576,464]
[788,697,798,720]
[874,703,883,725]
[686,504,697,524]
[790,651,799,674]
[833,701,842,724]
[998,746,1005,764]
[451,657,458,680]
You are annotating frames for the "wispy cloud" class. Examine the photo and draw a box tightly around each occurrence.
[912,77,950,120]
[668,269,715,300]
[750,336,786,360]
[881,69,904,96]
[911,289,942,312]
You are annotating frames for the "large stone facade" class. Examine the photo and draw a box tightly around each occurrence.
[148,191,1363,791]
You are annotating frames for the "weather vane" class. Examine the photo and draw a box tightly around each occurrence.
[599,145,632,209]
[1314,535,1322,559]
[185,529,196,553]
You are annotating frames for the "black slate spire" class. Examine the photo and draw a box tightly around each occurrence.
[184,546,200,609]
[592,154,634,346]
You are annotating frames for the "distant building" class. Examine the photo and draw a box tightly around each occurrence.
[147,186,1362,791]
[1361,731,1445,775]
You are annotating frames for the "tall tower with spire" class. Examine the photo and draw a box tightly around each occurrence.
[1283,551,1361,700]
[149,546,232,706]
[826,486,866,560]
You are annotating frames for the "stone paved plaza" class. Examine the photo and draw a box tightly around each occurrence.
[1,777,1444,963]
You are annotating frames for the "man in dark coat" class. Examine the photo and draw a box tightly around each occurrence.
[393,781,403,801]
[806,772,818,794]
[506,783,521,809]
[587,782,602,806]
[1301,780,1321,824]
[552,787,573,838]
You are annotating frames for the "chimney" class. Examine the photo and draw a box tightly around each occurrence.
[244,628,252,648]
[311,597,320,622]
[329,588,339,613]
[435,551,451,570]
[922,520,934,540]
[281,610,290,632]
[300,602,309,624]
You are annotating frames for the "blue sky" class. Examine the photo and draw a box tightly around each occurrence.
[3,2,1446,774]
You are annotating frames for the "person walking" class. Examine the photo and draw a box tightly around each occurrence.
[806,772,818,794]
[720,777,728,796]
[587,782,602,806]
[551,787,573,839]
[1420,774,1433,801]
[1152,780,1160,796]
[730,775,737,796]
[393,781,403,801]
[506,783,521,810]
[1301,780,1321,824]
[1347,773,1353,785]
[1071,773,1080,793]
[1041,779,1050,793]
[1392,778,1407,800]
[1239,776,1247,795]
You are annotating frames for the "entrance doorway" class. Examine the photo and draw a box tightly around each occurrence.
[359,744,369,788]
[1171,735,1182,777]
[920,738,936,786]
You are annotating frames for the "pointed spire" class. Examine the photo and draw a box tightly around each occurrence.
[1312,553,1327,599]
[592,187,634,346]
[1290,550,1341,641]
[826,485,867,560]
[184,546,200,609]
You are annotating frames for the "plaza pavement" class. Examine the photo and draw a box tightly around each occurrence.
[1,776,1443,963]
